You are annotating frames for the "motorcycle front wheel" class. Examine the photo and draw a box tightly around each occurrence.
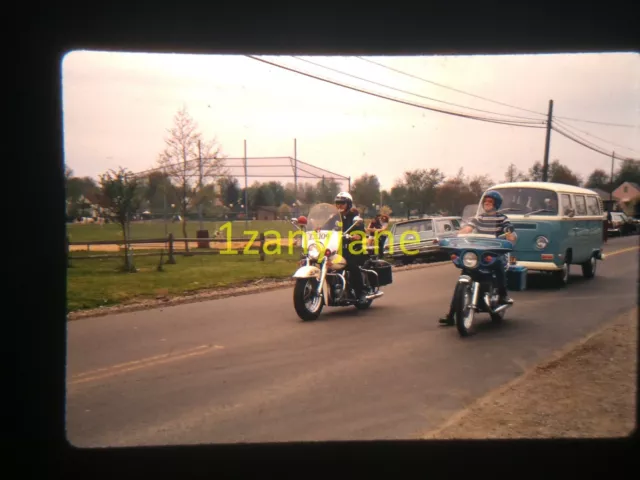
[293,278,324,321]
[454,282,476,337]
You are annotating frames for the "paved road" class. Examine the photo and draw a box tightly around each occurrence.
[66,236,638,447]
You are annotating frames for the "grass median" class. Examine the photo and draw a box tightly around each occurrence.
[67,248,303,312]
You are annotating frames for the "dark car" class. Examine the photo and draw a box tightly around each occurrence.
[608,211,639,236]
[383,216,461,264]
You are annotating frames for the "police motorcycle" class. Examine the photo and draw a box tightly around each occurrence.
[438,204,517,337]
[290,203,393,321]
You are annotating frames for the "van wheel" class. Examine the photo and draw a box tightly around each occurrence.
[581,255,597,278]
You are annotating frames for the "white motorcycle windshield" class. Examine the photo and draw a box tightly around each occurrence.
[304,202,343,253]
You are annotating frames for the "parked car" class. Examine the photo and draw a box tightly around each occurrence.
[383,216,462,264]
[608,211,639,236]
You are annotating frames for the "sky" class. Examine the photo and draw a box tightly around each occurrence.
[61,50,639,192]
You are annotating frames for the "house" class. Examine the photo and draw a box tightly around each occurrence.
[255,206,279,221]
[611,182,640,214]
[612,181,640,204]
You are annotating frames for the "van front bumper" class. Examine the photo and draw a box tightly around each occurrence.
[515,261,562,272]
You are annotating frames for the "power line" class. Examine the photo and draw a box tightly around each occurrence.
[291,56,542,123]
[355,56,637,129]
[552,118,640,155]
[551,123,640,163]
[246,56,546,129]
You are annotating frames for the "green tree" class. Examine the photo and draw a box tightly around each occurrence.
[98,167,143,273]
[350,173,381,213]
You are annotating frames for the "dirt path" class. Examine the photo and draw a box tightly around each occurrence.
[423,308,637,439]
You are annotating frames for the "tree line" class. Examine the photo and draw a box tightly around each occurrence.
[65,105,640,228]
[66,156,640,222]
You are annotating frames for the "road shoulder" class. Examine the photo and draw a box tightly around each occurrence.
[423,307,637,439]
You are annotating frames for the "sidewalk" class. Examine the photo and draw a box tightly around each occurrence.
[423,308,637,439]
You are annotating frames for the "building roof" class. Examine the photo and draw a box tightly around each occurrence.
[590,188,612,200]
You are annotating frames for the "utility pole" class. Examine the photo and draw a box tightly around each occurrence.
[163,167,168,236]
[244,139,249,230]
[293,138,298,202]
[542,99,554,182]
[610,151,615,203]
[197,140,204,231]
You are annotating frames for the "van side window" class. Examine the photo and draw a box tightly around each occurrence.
[560,194,573,215]
[574,195,587,215]
[585,195,600,215]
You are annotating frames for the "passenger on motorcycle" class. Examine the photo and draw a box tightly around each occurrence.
[331,192,369,305]
[438,190,517,326]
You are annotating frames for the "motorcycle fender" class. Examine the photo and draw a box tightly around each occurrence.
[457,275,472,284]
[292,265,321,279]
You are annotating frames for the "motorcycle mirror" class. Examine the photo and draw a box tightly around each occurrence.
[297,215,308,225]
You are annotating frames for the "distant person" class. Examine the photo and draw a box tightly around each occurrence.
[378,214,390,253]
[366,214,383,248]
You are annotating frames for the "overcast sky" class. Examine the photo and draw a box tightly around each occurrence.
[61,50,639,191]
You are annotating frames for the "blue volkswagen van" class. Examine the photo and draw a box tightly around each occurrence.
[477,182,606,286]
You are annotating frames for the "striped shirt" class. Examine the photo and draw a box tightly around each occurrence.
[468,213,513,237]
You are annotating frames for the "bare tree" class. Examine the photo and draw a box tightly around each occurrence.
[98,167,143,273]
[504,163,528,182]
[157,106,227,251]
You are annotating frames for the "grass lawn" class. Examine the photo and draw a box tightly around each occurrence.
[67,219,298,243]
[67,248,302,312]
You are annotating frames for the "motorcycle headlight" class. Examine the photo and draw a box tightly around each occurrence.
[535,236,549,250]
[462,251,478,268]
[308,243,321,260]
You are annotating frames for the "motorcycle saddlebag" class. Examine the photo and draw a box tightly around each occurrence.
[369,259,393,286]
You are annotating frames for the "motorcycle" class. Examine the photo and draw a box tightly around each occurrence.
[438,204,516,337]
[290,202,393,321]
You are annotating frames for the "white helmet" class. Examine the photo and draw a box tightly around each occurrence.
[335,192,353,206]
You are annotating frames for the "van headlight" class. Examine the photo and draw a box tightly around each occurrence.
[308,244,321,260]
[535,236,549,250]
[462,251,478,268]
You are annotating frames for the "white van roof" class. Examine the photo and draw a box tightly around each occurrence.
[487,181,599,195]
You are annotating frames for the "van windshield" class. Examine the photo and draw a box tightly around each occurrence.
[486,188,559,215]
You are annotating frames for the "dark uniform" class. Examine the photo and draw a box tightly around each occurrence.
[336,207,367,302]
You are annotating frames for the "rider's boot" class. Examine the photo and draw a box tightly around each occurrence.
[498,287,514,305]
[439,314,454,326]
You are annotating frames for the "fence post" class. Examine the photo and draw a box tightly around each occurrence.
[259,232,265,261]
[166,233,176,264]
[66,235,72,267]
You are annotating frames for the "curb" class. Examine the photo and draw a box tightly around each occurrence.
[67,259,451,321]
[421,307,637,439]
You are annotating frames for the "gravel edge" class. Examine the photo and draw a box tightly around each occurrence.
[67,260,450,321]
[421,307,638,439]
